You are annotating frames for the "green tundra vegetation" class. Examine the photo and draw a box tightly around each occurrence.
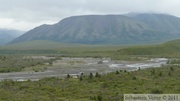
[118,39,180,57]
[0,40,180,100]
[0,65,179,101]
[2,39,180,59]
[0,55,56,72]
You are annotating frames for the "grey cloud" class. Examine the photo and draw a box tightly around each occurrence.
[0,0,180,31]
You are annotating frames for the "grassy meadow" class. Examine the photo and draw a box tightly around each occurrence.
[0,40,126,59]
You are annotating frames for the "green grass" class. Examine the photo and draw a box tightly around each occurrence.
[118,39,180,57]
[1,39,180,58]
[0,40,126,59]
[2,39,177,61]
[0,65,179,101]
[3,40,124,50]
[3,39,180,59]
[0,55,54,73]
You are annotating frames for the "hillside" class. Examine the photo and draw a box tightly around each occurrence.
[118,39,180,56]
[127,13,180,32]
[0,29,24,45]
[10,13,180,45]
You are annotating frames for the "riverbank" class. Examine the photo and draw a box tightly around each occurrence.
[0,57,168,81]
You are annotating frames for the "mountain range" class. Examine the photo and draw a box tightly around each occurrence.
[10,13,180,45]
[0,29,23,45]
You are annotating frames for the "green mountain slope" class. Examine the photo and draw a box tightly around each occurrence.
[118,39,180,56]
[10,13,180,45]
[127,13,180,32]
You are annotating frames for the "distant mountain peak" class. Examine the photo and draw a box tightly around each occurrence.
[9,13,180,45]
[0,29,24,45]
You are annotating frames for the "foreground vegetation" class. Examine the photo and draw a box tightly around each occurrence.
[0,65,179,101]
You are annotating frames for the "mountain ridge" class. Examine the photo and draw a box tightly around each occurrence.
[0,29,24,45]
[10,13,180,45]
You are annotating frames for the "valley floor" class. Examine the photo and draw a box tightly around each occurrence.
[0,56,167,81]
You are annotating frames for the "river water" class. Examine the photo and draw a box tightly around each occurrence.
[0,58,168,81]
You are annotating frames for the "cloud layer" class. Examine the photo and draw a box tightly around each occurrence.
[0,0,180,31]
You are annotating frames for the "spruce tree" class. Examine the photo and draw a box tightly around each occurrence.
[89,72,93,79]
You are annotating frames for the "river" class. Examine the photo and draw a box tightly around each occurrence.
[0,57,168,81]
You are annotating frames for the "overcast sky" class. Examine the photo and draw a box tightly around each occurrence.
[0,0,180,31]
